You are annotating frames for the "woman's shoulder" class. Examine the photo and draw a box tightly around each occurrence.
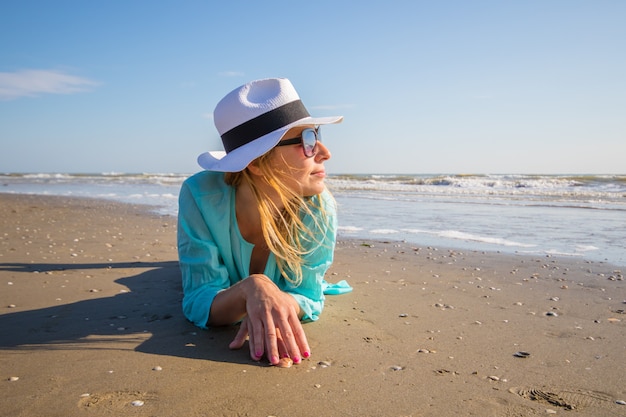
[183,171,229,195]
[317,188,337,213]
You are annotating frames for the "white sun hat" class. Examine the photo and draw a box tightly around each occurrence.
[197,78,343,172]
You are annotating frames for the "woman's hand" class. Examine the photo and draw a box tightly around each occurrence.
[227,274,310,365]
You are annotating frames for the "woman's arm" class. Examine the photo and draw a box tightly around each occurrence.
[178,180,233,328]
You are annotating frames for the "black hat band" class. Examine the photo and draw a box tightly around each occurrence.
[221,100,310,153]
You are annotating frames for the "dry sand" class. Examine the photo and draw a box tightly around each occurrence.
[1,193,625,417]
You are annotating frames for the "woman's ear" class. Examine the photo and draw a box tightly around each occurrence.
[246,159,263,177]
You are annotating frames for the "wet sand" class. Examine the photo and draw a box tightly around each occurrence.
[1,193,625,417]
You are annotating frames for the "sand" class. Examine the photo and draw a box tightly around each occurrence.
[1,193,625,417]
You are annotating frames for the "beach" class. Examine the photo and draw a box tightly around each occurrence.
[1,193,625,417]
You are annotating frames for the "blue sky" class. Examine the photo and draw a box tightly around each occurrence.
[1,1,624,174]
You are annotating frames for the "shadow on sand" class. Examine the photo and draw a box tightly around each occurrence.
[0,260,253,365]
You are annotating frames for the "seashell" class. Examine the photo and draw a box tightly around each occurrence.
[488,375,500,381]
[276,357,293,368]
[513,351,531,358]
[8,376,19,382]
[390,365,404,371]
[417,349,430,353]
[131,400,144,407]
[152,366,162,371]
[317,361,331,368]
[545,311,558,317]
[616,400,626,405]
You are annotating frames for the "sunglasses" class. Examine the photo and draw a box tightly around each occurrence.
[275,127,321,158]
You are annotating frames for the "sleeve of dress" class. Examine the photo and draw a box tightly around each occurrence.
[177,180,231,329]
[284,190,338,322]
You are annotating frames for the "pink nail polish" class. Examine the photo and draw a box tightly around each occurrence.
[302,351,310,358]
[293,356,301,364]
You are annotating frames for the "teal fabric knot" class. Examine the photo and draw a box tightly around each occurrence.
[322,279,353,295]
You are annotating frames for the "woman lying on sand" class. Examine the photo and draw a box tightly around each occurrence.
[178,78,351,366]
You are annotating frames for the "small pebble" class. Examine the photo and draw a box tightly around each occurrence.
[152,366,163,371]
[390,365,404,371]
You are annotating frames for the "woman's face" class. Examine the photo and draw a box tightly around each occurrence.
[269,125,332,197]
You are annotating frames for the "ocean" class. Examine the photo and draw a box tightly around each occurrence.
[1,173,625,266]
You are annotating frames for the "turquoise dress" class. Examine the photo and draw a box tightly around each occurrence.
[177,171,350,329]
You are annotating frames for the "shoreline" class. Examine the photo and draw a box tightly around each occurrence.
[1,194,625,416]
[2,191,623,268]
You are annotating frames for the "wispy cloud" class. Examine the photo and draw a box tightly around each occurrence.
[218,71,245,77]
[309,104,355,111]
[0,69,100,100]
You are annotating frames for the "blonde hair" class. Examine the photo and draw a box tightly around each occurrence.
[224,150,331,286]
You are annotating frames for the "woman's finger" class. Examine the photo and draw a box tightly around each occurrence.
[288,313,310,360]
[263,315,279,365]
[228,317,248,350]
[249,315,266,362]
[275,327,289,359]
[275,318,301,363]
